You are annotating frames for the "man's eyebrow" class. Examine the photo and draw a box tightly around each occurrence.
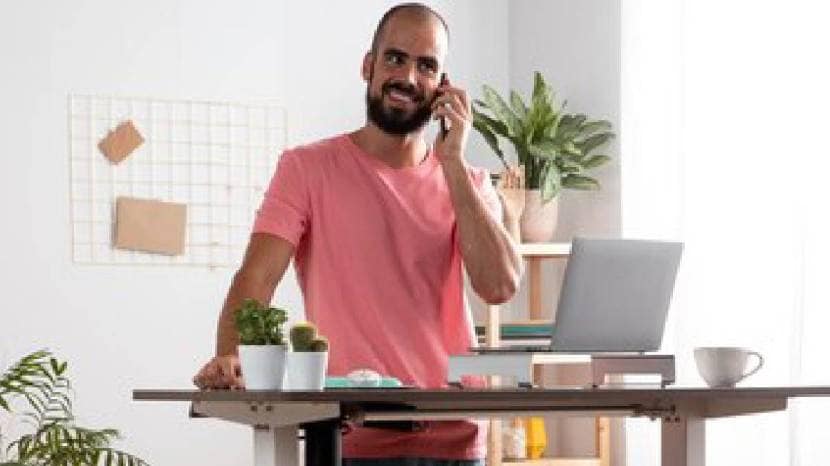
[383,47,409,59]
[417,56,439,69]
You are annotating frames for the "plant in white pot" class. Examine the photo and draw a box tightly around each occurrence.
[235,298,289,390]
[472,71,615,242]
[286,322,329,391]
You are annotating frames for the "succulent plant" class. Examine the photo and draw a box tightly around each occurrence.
[290,321,317,351]
[290,322,328,352]
[309,336,329,352]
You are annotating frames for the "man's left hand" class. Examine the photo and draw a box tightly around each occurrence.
[431,77,471,162]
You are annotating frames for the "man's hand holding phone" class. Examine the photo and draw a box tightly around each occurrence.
[431,74,472,163]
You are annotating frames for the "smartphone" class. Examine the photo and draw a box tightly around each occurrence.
[438,72,449,140]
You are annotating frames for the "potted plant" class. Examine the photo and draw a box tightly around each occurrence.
[234,298,289,390]
[472,71,615,242]
[285,322,329,391]
[0,350,148,466]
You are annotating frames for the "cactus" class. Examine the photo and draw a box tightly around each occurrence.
[309,336,329,352]
[290,322,318,351]
[289,322,329,352]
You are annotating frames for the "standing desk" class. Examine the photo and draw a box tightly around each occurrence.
[134,385,830,466]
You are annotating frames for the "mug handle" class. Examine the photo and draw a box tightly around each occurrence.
[740,351,764,381]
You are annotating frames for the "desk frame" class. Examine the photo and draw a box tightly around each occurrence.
[134,386,830,466]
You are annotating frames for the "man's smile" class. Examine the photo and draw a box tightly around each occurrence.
[387,89,416,104]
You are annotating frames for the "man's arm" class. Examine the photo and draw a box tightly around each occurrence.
[433,80,522,304]
[193,233,295,388]
[215,233,295,355]
[441,158,521,304]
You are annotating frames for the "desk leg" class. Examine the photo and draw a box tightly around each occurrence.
[253,425,298,466]
[661,415,705,466]
[304,419,342,466]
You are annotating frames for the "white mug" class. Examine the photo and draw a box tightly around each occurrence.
[694,347,764,388]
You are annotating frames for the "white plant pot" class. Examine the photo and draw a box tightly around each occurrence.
[520,190,559,243]
[238,345,287,390]
[285,351,329,391]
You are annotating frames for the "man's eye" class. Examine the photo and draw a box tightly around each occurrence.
[418,62,437,74]
[385,54,404,65]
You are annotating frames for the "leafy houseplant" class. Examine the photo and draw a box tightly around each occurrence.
[234,298,288,346]
[286,322,329,391]
[234,299,289,390]
[472,71,615,202]
[0,350,148,466]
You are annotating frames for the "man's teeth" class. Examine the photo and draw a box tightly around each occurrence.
[389,90,413,102]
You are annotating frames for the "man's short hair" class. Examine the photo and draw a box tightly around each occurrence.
[369,3,450,55]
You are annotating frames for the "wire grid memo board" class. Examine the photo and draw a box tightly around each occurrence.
[68,95,286,267]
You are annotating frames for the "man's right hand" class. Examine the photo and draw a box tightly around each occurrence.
[193,355,243,389]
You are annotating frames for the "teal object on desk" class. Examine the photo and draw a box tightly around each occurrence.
[325,376,403,388]
[474,323,554,339]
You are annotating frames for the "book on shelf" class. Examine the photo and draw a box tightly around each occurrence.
[475,321,554,342]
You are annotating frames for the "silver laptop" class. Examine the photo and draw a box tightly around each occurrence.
[474,237,683,353]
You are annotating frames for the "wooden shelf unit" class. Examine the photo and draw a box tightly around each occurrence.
[484,242,610,466]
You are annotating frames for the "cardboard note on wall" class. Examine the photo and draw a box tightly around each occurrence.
[114,197,187,255]
[99,120,144,164]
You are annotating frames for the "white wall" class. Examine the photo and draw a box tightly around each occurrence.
[619,1,684,464]
[500,0,624,462]
[0,1,507,465]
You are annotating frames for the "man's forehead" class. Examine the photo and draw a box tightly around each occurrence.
[377,13,448,60]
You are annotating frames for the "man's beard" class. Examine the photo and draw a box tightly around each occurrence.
[366,79,434,136]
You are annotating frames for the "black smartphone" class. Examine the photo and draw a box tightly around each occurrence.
[438,72,449,140]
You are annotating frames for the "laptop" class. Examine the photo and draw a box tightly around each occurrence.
[472,237,683,354]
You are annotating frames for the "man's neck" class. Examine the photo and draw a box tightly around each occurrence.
[350,124,428,169]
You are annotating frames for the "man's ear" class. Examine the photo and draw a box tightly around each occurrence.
[361,52,372,82]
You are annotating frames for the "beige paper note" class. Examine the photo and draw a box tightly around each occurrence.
[98,120,144,164]
[114,197,187,255]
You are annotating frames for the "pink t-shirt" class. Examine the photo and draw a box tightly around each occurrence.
[253,133,501,459]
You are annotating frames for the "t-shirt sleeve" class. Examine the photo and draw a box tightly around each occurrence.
[252,150,310,246]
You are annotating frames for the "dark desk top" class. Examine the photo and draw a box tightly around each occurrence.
[134,386,830,404]
[134,386,830,421]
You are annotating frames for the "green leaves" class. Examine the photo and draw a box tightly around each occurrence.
[10,422,148,466]
[531,71,553,115]
[0,350,71,423]
[541,164,562,202]
[509,90,529,119]
[577,132,615,155]
[582,154,612,169]
[473,117,503,156]
[527,140,558,160]
[234,298,288,346]
[482,85,522,138]
[562,175,601,190]
[556,114,587,142]
[579,119,612,134]
[1,350,149,465]
[470,71,615,201]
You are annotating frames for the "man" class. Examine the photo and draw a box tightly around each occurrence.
[193,3,522,464]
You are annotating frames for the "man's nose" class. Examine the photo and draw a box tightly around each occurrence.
[394,61,418,87]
